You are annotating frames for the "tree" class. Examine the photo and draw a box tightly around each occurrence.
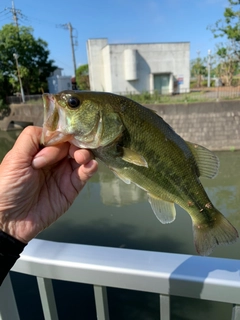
[76,64,90,90]
[0,24,56,97]
[209,0,240,57]
[191,58,207,87]
[214,43,239,86]
[208,1,240,85]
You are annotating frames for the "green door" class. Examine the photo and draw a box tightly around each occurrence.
[154,74,170,94]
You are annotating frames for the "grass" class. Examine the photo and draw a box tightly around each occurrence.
[125,90,240,105]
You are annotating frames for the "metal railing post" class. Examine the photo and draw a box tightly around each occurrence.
[37,277,59,320]
[232,304,240,320]
[94,285,110,320]
[160,294,170,320]
[0,274,20,320]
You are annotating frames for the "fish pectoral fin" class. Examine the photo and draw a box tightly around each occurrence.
[148,194,176,224]
[110,167,131,184]
[122,147,148,168]
[186,141,219,179]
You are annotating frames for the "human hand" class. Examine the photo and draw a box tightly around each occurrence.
[0,126,98,243]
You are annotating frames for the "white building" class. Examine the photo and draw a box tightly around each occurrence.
[47,68,72,94]
[87,38,190,94]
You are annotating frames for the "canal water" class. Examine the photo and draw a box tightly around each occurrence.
[1,130,240,320]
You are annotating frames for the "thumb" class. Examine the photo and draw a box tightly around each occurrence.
[1,126,42,168]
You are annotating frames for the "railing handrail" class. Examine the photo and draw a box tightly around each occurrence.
[11,238,240,305]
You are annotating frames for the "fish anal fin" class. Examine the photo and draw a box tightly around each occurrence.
[122,147,148,168]
[193,209,238,256]
[148,193,176,224]
[186,141,219,179]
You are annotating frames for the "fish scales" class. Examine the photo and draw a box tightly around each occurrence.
[97,95,204,203]
[41,90,239,255]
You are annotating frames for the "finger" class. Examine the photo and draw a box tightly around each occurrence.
[72,159,98,191]
[14,126,42,155]
[1,126,42,168]
[79,160,98,181]
[32,142,70,169]
[69,145,95,164]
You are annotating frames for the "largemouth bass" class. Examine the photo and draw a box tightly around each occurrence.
[41,90,238,255]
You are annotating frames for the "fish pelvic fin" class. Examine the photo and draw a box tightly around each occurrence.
[148,194,176,224]
[193,210,238,256]
[186,141,219,179]
[122,147,148,168]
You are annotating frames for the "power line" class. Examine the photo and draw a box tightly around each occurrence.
[4,0,27,28]
[1,4,80,79]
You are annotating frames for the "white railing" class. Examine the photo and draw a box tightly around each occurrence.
[0,239,240,320]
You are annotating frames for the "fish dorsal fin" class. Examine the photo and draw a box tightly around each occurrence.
[122,147,148,168]
[186,141,220,179]
[148,193,176,224]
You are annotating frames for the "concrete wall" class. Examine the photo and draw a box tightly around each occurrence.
[87,38,108,92]
[0,104,43,131]
[146,100,240,151]
[1,100,240,151]
[87,39,190,94]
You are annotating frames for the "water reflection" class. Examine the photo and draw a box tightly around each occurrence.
[98,167,147,207]
[37,155,240,260]
[1,131,239,258]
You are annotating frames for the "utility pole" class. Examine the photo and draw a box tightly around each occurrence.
[68,23,77,80]
[11,0,19,28]
[13,53,25,103]
[4,1,25,29]
[59,22,78,87]
[207,49,211,88]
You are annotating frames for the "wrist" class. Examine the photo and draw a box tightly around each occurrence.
[0,230,27,251]
[0,230,27,285]
[0,220,29,244]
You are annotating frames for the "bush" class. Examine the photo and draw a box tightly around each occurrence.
[0,99,11,119]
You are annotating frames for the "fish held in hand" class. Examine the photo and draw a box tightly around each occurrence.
[41,90,238,255]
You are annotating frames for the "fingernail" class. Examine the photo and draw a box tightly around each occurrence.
[84,160,98,172]
[32,156,46,169]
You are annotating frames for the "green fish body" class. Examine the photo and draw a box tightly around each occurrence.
[41,90,238,255]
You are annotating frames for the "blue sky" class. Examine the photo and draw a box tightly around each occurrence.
[0,0,229,76]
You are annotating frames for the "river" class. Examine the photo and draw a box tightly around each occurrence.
[1,130,240,320]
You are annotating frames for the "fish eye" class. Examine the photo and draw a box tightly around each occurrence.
[67,97,80,109]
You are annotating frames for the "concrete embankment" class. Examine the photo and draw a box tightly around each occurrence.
[0,100,240,151]
[0,103,43,131]
[146,100,240,151]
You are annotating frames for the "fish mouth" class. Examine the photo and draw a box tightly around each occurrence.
[41,93,73,146]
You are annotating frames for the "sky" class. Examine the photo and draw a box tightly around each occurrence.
[0,0,229,77]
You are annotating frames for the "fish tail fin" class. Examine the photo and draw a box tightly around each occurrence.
[193,210,238,256]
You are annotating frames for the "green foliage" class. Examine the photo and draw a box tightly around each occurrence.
[191,58,207,87]
[214,43,239,85]
[208,0,240,57]
[0,24,56,97]
[76,64,90,90]
[207,1,240,85]
[0,98,10,120]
